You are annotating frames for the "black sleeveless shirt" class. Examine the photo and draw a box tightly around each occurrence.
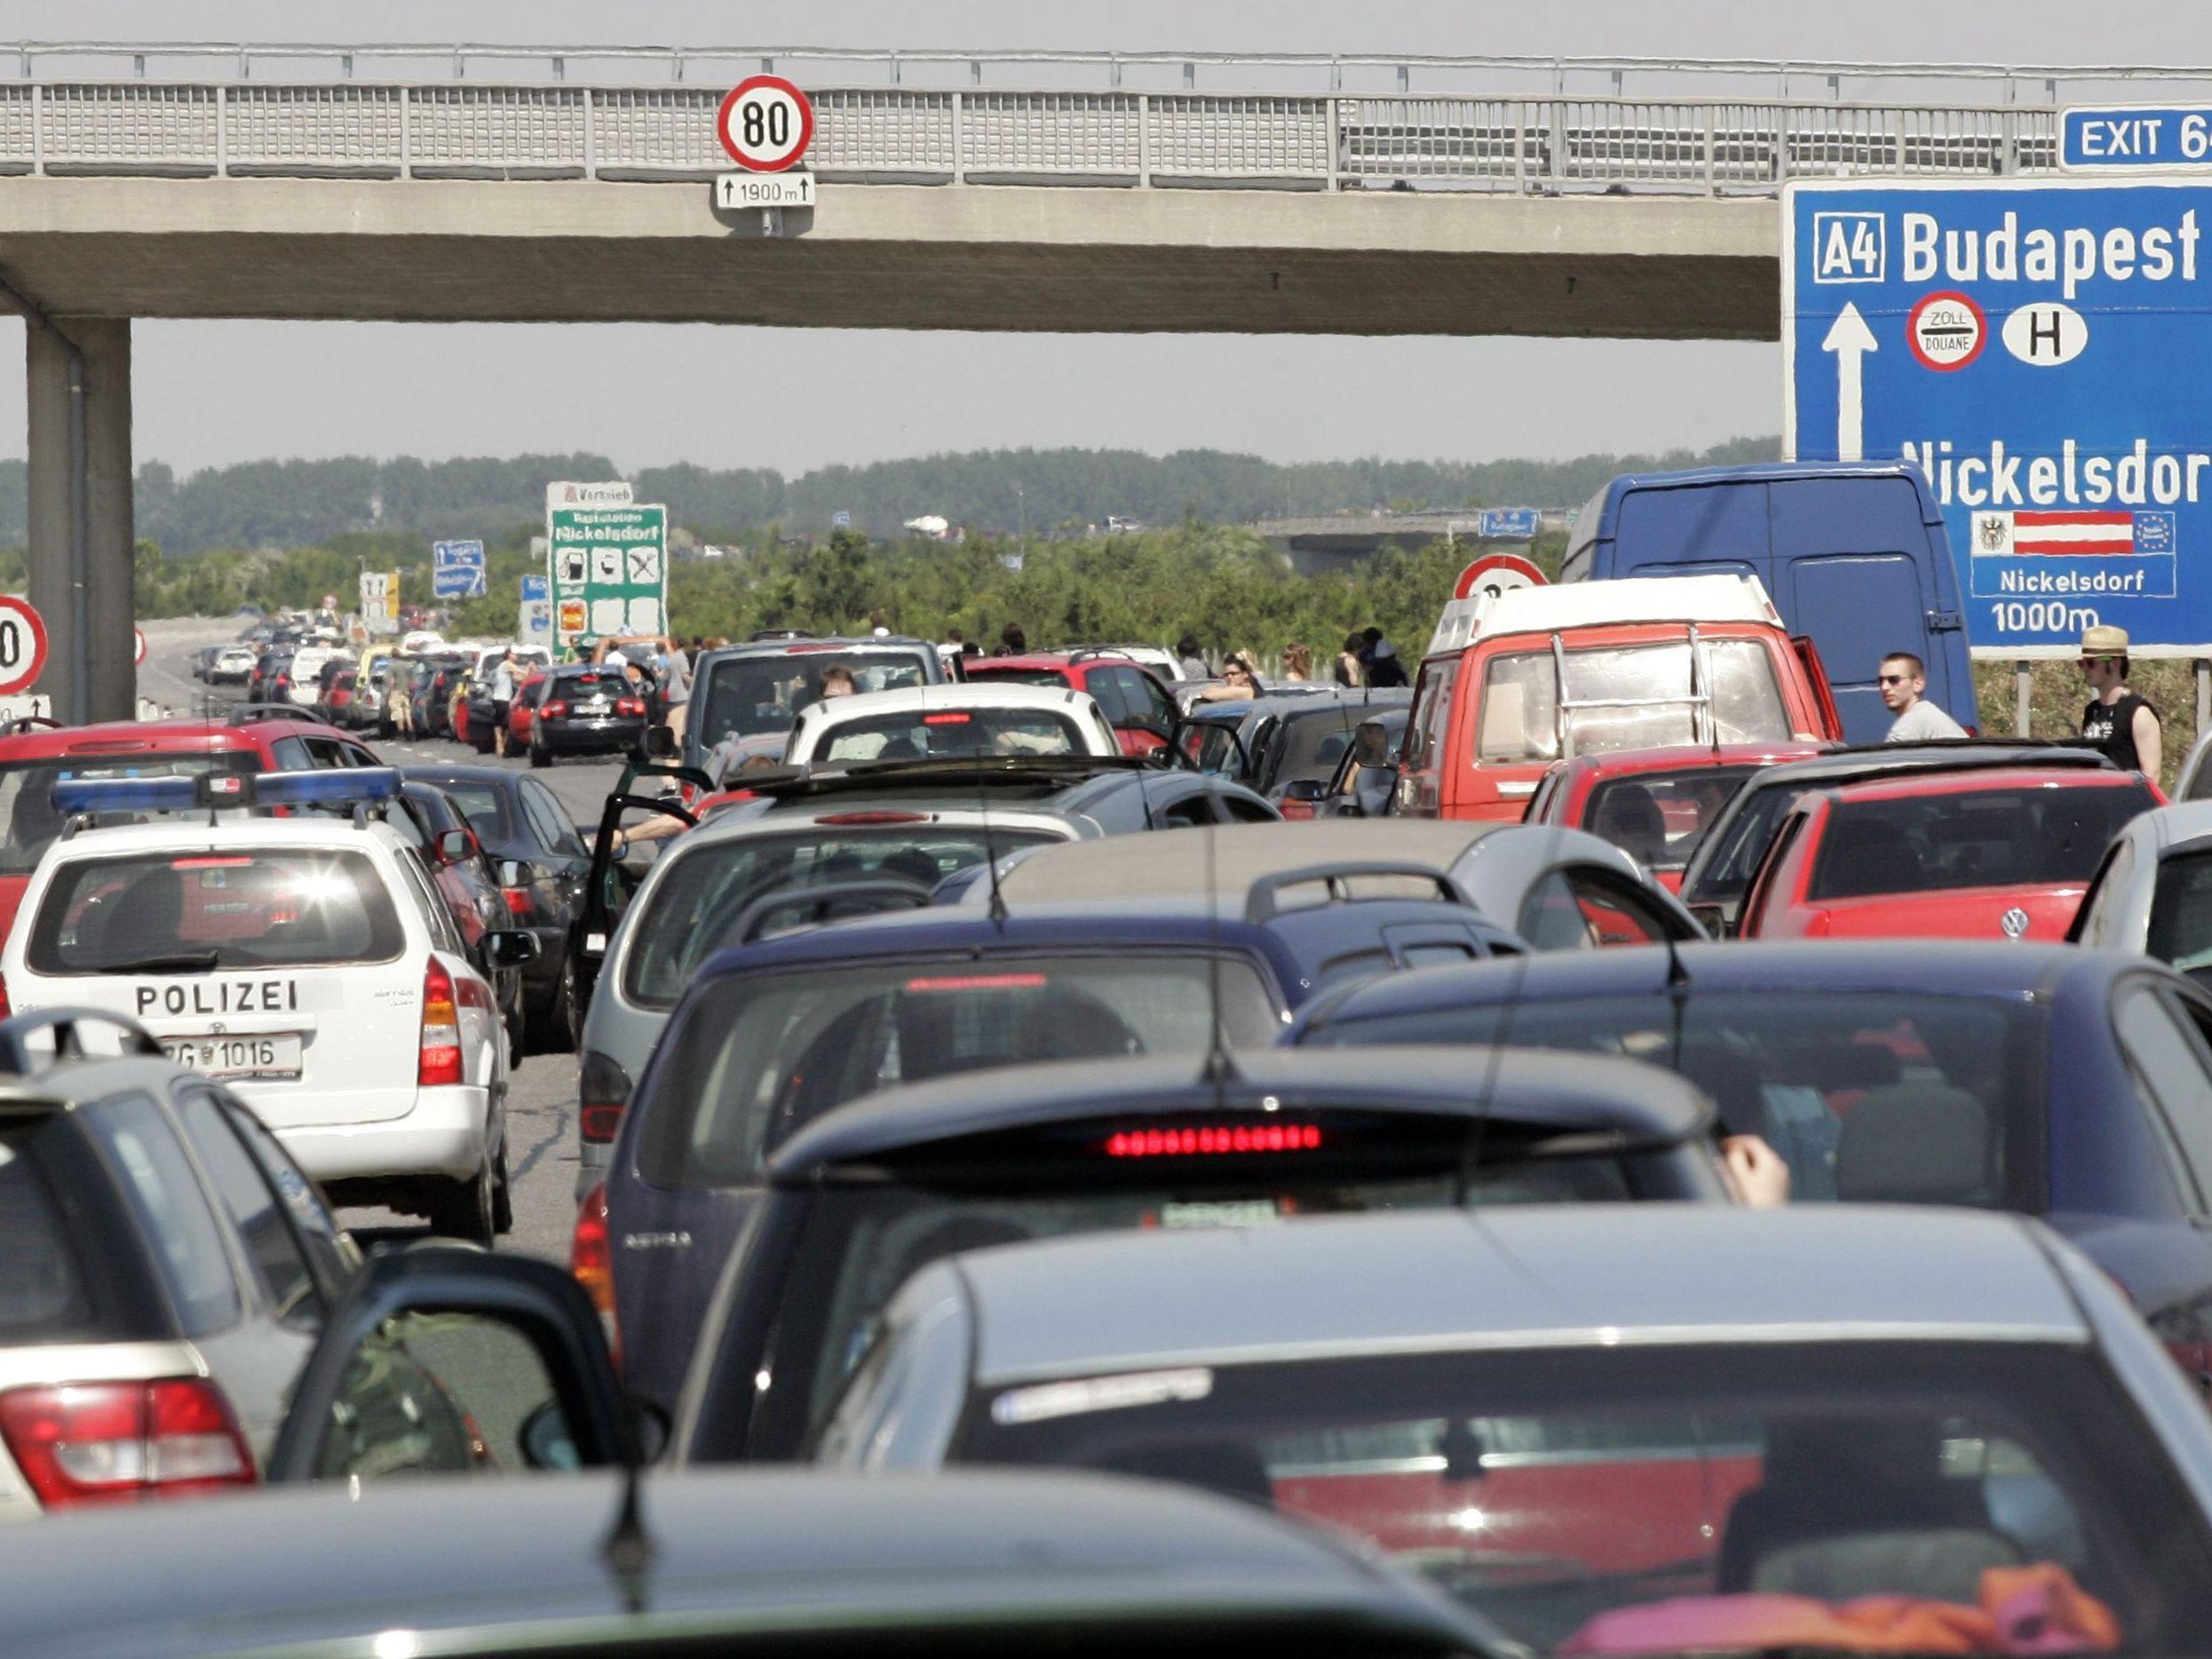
[2082,692,2158,773]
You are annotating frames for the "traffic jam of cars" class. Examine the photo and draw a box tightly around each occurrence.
[20,456,2212,1659]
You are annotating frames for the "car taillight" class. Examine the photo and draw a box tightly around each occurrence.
[0,1378,255,1507]
[542,700,569,719]
[419,958,464,1086]
[1106,1123,1324,1158]
[572,1184,620,1361]
[578,1050,633,1146]
[1278,798,1316,822]
[615,696,645,716]
[0,971,13,1019]
[503,888,534,917]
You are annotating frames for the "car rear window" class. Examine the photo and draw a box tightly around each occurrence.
[2147,850,2212,973]
[27,848,406,973]
[0,1122,103,1341]
[1307,989,2044,1208]
[622,828,1059,1009]
[0,751,257,875]
[1584,765,1761,872]
[552,671,629,696]
[634,954,1285,1187]
[414,781,515,843]
[751,1111,1652,1457]
[696,650,935,745]
[818,708,1086,763]
[1811,782,2156,901]
[1265,708,1369,788]
[1478,640,1788,763]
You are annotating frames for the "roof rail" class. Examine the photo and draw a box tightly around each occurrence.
[231,702,321,724]
[741,754,1144,799]
[728,877,934,946]
[0,1007,165,1075]
[1244,861,1471,925]
[1066,647,1139,666]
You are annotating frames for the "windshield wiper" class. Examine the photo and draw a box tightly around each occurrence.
[96,950,221,975]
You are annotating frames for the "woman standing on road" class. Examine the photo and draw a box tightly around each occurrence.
[1282,643,1312,684]
[1333,633,1365,687]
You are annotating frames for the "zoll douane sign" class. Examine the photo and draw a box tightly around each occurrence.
[716,75,815,210]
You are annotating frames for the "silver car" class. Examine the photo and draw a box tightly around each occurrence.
[2073,798,2212,980]
[820,1204,2212,1653]
[574,795,1086,1199]
[0,1012,358,1519]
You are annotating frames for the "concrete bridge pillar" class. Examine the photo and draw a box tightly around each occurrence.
[26,316,133,723]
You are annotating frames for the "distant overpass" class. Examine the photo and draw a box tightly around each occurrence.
[2,44,2208,715]
[1254,511,1571,575]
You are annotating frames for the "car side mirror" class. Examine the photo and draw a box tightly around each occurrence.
[483,930,542,970]
[264,1248,634,1483]
[434,827,474,866]
[644,725,677,759]
[1685,901,1731,939]
[1280,778,1328,804]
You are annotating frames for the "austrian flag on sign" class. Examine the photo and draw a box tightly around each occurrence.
[1974,510,2177,556]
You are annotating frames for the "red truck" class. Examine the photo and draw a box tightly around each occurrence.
[1396,575,1843,823]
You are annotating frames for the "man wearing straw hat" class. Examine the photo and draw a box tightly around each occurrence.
[2079,623,2161,780]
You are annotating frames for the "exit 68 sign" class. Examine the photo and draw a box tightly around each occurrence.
[718,75,814,171]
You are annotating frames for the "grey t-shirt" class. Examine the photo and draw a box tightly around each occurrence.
[1886,697,1968,742]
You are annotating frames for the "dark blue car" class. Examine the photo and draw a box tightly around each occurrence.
[1288,941,2212,1381]
[600,877,1525,1417]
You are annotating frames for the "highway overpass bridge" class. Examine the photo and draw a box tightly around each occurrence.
[0,44,2202,716]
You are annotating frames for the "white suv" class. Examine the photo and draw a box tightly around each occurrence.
[0,770,535,1240]
[286,645,349,708]
[786,683,1122,766]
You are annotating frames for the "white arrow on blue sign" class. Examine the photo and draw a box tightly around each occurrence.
[1786,177,2212,657]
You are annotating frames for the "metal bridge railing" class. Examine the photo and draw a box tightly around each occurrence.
[0,82,2066,192]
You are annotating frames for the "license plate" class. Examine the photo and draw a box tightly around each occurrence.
[716,171,815,210]
[161,1032,304,1081]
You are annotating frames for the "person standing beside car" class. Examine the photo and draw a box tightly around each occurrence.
[1878,652,1966,742]
[2080,624,2162,780]
[489,650,519,758]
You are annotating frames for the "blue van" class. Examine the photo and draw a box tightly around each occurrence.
[1559,461,1975,744]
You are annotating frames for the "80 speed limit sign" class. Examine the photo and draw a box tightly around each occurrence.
[0,595,50,695]
[717,75,814,171]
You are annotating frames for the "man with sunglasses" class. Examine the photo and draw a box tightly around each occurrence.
[1879,651,1967,742]
[2079,623,2161,780]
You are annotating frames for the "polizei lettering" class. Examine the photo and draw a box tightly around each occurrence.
[1901,209,2201,300]
[134,979,300,1018]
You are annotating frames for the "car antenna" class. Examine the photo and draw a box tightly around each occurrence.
[600,1444,655,1615]
[1201,814,1238,1096]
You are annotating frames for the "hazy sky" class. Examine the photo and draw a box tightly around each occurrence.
[0,0,2200,476]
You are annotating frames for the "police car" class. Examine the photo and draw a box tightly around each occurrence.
[0,769,535,1241]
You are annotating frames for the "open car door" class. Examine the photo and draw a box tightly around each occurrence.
[575,757,713,1011]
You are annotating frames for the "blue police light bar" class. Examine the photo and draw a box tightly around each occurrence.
[250,767,401,807]
[50,776,200,816]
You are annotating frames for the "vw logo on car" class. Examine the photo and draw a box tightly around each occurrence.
[2000,907,2032,939]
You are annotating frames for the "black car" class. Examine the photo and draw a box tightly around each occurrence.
[413,658,472,740]
[522,663,650,766]
[245,650,295,703]
[402,764,596,1051]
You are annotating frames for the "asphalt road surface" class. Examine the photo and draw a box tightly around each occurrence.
[143,617,622,1267]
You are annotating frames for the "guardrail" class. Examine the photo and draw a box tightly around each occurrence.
[0,83,2066,191]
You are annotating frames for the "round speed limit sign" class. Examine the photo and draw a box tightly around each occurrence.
[717,75,814,172]
[0,595,50,695]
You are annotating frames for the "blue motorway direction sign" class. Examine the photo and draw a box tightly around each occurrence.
[1786,179,2212,655]
[1476,507,1542,540]
[519,574,550,603]
[432,538,487,599]
[2061,107,2212,173]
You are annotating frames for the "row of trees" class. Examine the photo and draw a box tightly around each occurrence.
[0,436,1774,556]
[119,520,1565,664]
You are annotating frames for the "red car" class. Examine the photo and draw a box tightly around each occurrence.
[1739,765,2160,943]
[962,651,1179,759]
[0,712,383,945]
[1525,742,1831,892]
